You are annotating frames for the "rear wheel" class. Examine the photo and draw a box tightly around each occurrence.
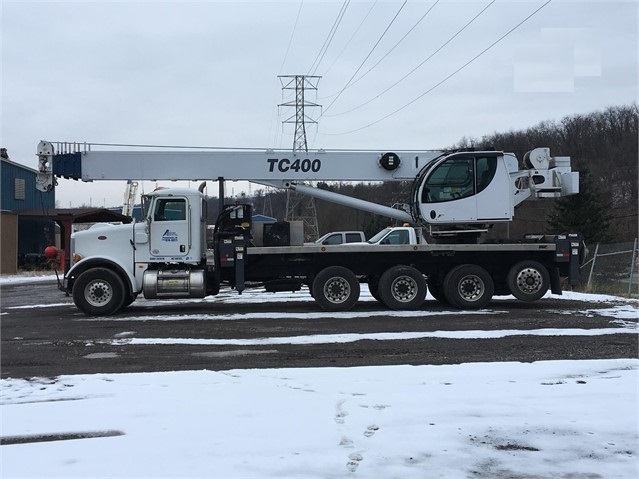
[312,266,360,311]
[378,266,427,310]
[443,264,494,309]
[507,260,550,301]
[73,268,126,316]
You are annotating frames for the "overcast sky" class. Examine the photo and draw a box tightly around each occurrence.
[1,0,637,208]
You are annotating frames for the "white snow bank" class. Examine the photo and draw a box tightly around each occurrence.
[0,273,57,284]
[1,359,637,478]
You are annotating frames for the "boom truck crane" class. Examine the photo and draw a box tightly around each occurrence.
[36,140,584,316]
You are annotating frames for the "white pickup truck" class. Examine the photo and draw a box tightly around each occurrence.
[314,231,366,245]
[360,226,425,245]
[315,227,424,246]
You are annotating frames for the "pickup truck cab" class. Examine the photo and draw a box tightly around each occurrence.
[315,231,366,245]
[365,226,425,245]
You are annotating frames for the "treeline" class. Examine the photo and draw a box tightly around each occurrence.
[245,104,637,242]
[460,104,638,242]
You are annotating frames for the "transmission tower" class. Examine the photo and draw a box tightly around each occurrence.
[278,75,321,241]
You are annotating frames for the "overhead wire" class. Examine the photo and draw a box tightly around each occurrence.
[273,1,305,148]
[321,0,553,136]
[279,0,304,74]
[320,0,408,118]
[319,0,379,86]
[323,0,440,100]
[325,0,494,117]
[307,0,351,76]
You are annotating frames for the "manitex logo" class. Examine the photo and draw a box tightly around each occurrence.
[162,229,178,242]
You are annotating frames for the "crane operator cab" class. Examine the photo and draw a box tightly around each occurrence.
[411,147,578,231]
[414,151,514,226]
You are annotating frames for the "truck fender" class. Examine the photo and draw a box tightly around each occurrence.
[65,257,136,297]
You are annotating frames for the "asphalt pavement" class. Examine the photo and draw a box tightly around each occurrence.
[1,280,637,379]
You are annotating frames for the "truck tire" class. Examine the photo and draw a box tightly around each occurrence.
[378,266,427,311]
[507,260,550,301]
[73,268,126,316]
[443,264,494,309]
[312,266,360,311]
[121,294,138,310]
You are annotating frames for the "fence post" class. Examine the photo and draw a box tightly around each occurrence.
[587,243,599,289]
[629,238,638,296]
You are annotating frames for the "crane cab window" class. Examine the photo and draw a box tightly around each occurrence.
[422,157,474,203]
[154,198,186,221]
[475,156,498,193]
[422,156,497,203]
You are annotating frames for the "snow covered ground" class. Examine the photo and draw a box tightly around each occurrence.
[1,274,638,478]
[1,360,637,478]
[0,272,60,285]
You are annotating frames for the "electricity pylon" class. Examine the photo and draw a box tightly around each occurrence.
[278,75,321,241]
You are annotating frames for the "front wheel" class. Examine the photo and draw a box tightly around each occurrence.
[312,266,360,311]
[121,293,138,310]
[73,268,126,316]
[507,261,550,301]
[443,264,494,309]
[378,265,427,310]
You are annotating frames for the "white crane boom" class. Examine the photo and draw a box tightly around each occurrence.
[35,141,578,227]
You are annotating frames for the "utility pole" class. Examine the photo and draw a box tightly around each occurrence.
[278,75,321,241]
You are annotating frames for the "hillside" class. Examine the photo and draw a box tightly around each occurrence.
[241,104,637,242]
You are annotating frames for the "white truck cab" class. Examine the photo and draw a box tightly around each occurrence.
[364,226,425,245]
[314,231,366,245]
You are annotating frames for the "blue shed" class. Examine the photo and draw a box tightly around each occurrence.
[1,152,56,271]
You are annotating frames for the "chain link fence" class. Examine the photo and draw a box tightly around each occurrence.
[577,239,639,297]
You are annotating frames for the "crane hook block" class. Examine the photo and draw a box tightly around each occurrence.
[379,152,400,171]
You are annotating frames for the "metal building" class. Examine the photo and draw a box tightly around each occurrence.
[1,152,56,273]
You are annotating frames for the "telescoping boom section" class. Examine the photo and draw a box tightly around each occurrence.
[36,141,578,227]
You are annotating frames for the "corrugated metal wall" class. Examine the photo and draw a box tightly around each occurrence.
[1,159,56,264]
[1,159,55,211]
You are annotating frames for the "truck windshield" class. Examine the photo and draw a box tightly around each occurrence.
[367,228,392,244]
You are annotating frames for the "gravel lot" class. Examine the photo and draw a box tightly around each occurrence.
[1,279,637,379]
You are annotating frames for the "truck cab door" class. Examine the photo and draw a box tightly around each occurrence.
[417,156,478,223]
[149,196,190,258]
[415,153,510,225]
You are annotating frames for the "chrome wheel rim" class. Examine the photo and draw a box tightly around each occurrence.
[516,268,543,294]
[391,276,418,302]
[457,275,484,302]
[323,277,351,304]
[85,279,113,307]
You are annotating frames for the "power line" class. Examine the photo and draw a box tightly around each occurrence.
[307,0,351,76]
[279,0,304,74]
[325,0,494,118]
[324,0,441,100]
[322,0,553,136]
[272,1,305,149]
[319,0,408,118]
[320,0,378,80]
